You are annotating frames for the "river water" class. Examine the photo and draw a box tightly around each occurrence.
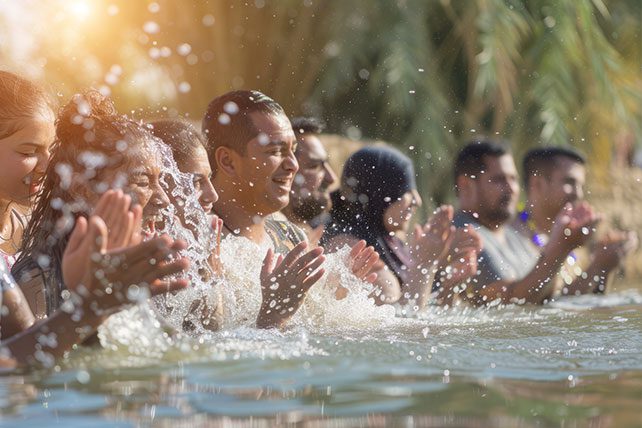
[1,287,641,427]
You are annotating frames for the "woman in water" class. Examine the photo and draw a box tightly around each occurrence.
[12,90,174,323]
[0,71,56,337]
[322,145,481,310]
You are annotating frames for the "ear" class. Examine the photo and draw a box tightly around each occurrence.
[530,174,546,195]
[456,175,473,198]
[215,146,239,178]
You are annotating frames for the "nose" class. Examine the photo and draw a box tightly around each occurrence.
[322,162,338,187]
[200,178,219,208]
[283,151,299,173]
[151,180,170,209]
[35,150,50,174]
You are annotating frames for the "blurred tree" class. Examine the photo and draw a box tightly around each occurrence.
[1,0,639,204]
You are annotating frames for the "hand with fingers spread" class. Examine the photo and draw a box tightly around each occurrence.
[208,215,224,276]
[63,215,190,316]
[409,205,455,269]
[256,242,326,329]
[550,202,600,254]
[348,239,381,283]
[439,227,482,287]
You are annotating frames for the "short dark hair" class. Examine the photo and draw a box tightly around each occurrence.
[149,119,206,171]
[290,117,325,136]
[453,138,510,193]
[201,90,286,160]
[522,146,586,187]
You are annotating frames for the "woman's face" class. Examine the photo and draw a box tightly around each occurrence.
[0,117,55,205]
[383,189,422,233]
[76,141,170,228]
[179,145,218,213]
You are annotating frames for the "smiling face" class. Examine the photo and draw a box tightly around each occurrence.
[0,118,55,205]
[289,134,338,221]
[232,112,298,216]
[383,189,422,233]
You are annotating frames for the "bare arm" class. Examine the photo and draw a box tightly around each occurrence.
[468,202,599,305]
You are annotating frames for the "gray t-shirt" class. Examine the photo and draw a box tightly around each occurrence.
[453,211,540,289]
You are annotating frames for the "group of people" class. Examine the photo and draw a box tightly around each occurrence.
[0,70,637,368]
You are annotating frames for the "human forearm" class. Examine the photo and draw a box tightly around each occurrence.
[563,261,610,296]
[1,307,105,367]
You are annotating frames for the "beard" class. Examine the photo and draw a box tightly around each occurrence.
[290,191,331,222]
[482,196,515,225]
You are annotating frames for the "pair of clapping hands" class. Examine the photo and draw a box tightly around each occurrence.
[62,190,190,317]
[407,205,482,287]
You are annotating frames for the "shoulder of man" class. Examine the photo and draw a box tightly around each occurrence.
[265,216,308,254]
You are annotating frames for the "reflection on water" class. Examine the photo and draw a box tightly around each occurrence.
[1,291,641,427]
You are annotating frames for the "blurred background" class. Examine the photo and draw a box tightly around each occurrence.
[1,1,641,281]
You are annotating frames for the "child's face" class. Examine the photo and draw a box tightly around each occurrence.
[0,118,55,205]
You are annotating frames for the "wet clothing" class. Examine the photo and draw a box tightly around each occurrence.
[322,146,416,283]
[11,256,57,319]
[264,217,307,254]
[453,211,540,289]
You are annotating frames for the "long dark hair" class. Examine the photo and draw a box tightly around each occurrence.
[13,90,157,314]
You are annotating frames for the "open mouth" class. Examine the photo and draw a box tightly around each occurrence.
[272,176,293,190]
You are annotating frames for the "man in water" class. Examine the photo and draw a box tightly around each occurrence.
[202,90,326,329]
[280,117,338,242]
[452,139,598,306]
[515,147,637,295]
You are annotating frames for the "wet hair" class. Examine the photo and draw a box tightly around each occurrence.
[201,90,286,160]
[14,90,157,315]
[453,138,510,194]
[290,117,325,136]
[0,70,55,140]
[149,119,207,171]
[522,146,586,187]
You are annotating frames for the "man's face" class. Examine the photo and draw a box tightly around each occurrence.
[289,134,338,221]
[234,112,299,216]
[472,154,520,227]
[539,157,586,218]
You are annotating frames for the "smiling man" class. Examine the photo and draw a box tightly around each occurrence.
[202,90,326,329]
[281,117,338,234]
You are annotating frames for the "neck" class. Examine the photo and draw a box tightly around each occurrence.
[212,187,269,245]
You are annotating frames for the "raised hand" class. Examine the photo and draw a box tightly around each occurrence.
[91,189,143,249]
[208,215,224,276]
[348,239,381,283]
[592,230,639,273]
[550,202,600,253]
[438,226,482,289]
[257,242,325,329]
[63,216,189,315]
[409,205,455,268]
